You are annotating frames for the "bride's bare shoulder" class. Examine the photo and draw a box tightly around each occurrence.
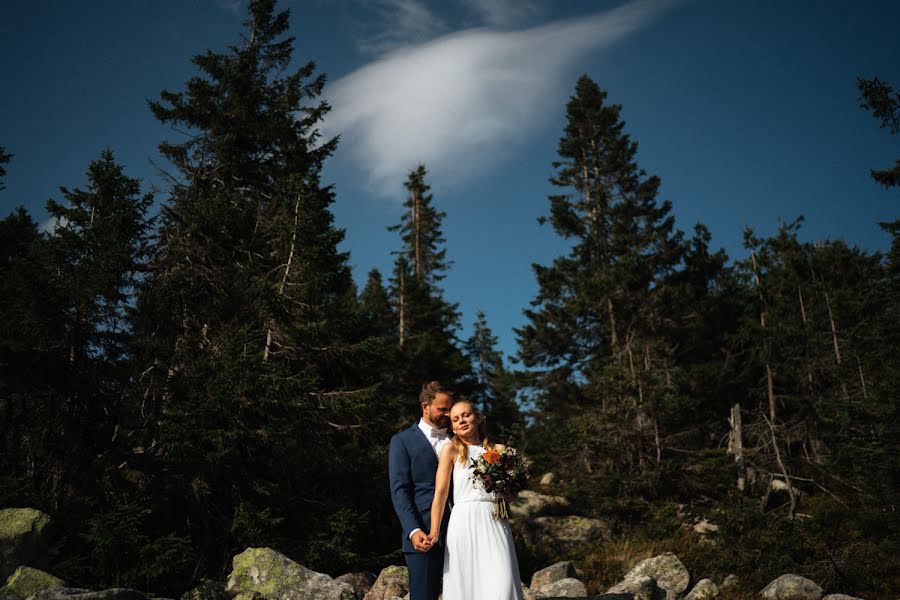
[439,443,459,460]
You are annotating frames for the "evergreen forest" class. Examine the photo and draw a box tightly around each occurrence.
[1,1,897,598]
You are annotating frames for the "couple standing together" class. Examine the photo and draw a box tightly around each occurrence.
[389,381,524,600]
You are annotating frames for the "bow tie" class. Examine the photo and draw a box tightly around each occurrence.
[429,428,448,438]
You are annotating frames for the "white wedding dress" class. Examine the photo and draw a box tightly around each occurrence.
[442,444,524,600]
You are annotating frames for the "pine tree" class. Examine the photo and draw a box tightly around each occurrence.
[138,0,378,572]
[387,165,469,390]
[0,151,153,518]
[463,311,521,440]
[857,76,900,189]
[516,75,686,486]
[0,145,11,191]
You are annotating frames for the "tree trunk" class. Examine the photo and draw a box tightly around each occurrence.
[263,193,301,362]
[766,364,797,519]
[728,403,746,493]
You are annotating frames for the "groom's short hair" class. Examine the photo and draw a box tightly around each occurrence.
[420,381,453,405]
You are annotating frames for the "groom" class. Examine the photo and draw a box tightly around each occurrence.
[389,381,454,600]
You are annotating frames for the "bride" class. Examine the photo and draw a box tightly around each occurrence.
[426,401,524,600]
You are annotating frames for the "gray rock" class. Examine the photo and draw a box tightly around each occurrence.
[226,547,355,600]
[511,492,571,520]
[526,516,610,550]
[621,553,690,600]
[534,577,587,597]
[608,574,665,600]
[531,562,578,589]
[759,575,823,600]
[821,595,862,600]
[335,573,376,600]
[27,587,149,600]
[540,473,555,486]
[0,509,52,581]
[684,579,718,600]
[719,575,739,591]
[180,581,227,600]
[362,566,409,600]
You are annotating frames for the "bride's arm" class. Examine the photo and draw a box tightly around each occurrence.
[427,443,457,544]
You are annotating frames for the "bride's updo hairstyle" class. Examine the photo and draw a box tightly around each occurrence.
[449,401,491,464]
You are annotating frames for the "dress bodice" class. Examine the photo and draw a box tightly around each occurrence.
[452,444,495,505]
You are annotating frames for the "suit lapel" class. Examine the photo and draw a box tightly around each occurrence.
[409,422,439,467]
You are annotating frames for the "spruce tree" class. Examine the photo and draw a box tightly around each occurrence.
[139,0,377,572]
[463,310,521,440]
[516,75,686,487]
[0,145,11,191]
[387,165,469,391]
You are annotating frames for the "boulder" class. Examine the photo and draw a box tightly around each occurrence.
[180,580,228,600]
[0,566,64,599]
[511,492,571,520]
[526,516,610,550]
[27,587,150,600]
[531,562,577,589]
[232,594,264,600]
[719,575,739,591]
[607,574,665,600]
[0,509,52,580]
[335,573,376,600]
[821,595,862,600]
[620,553,690,600]
[684,579,718,600]
[362,566,409,600]
[759,575,823,600]
[533,577,587,597]
[226,547,355,600]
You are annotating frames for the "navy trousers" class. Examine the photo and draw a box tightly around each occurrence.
[404,548,444,600]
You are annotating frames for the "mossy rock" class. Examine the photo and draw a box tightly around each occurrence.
[0,509,52,581]
[226,547,354,600]
[0,567,64,599]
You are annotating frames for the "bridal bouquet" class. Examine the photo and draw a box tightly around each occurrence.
[470,446,529,520]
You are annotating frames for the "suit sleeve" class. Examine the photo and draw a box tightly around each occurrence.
[389,434,424,538]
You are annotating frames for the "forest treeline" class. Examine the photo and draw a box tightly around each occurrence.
[1,1,897,597]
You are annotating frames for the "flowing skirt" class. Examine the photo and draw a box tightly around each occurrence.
[442,499,524,600]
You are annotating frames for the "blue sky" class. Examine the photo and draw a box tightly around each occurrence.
[1,0,898,362]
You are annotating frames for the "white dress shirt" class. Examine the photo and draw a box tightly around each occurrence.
[418,418,449,457]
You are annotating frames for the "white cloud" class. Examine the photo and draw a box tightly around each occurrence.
[39,215,68,234]
[324,1,669,197]
[356,0,449,56]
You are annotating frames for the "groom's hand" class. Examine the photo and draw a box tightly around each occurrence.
[411,530,432,552]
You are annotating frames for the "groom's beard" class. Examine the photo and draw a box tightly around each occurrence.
[433,415,451,429]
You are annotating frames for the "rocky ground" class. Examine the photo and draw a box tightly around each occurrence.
[0,500,865,600]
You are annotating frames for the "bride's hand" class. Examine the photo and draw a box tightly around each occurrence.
[426,532,439,547]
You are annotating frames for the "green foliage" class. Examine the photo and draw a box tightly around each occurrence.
[304,508,366,574]
[0,145,11,190]
[857,76,900,188]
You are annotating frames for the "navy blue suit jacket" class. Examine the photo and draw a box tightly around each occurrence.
[389,423,450,553]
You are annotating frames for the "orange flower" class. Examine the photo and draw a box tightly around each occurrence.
[483,449,501,464]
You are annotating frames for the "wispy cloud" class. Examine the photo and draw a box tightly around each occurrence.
[324,0,669,197]
[460,0,542,28]
[356,0,449,56]
[215,0,242,16]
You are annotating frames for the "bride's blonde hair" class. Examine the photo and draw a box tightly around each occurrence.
[450,401,491,464]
